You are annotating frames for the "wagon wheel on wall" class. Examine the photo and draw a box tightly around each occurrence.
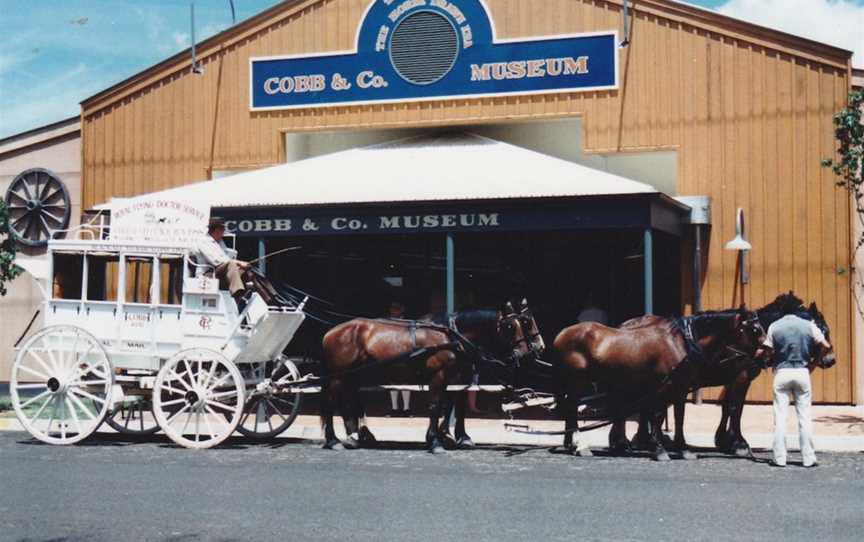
[106,395,160,436]
[4,168,71,247]
[235,357,304,439]
[152,348,245,449]
[10,326,113,445]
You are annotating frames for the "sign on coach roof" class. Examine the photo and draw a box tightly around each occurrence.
[110,195,209,245]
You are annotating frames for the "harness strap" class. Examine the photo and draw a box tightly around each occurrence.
[675,316,705,365]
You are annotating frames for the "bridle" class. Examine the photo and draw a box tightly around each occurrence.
[497,311,533,364]
[516,308,545,357]
[736,313,766,357]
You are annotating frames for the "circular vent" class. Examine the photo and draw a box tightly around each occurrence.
[4,168,71,247]
[390,11,459,85]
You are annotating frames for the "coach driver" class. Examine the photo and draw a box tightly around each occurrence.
[194,217,251,313]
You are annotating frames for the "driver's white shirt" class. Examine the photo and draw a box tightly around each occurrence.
[194,235,234,267]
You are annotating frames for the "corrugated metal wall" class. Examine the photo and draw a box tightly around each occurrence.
[81,0,854,402]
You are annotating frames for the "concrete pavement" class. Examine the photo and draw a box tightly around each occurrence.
[2,402,862,452]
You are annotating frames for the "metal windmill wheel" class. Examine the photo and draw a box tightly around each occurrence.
[4,168,71,247]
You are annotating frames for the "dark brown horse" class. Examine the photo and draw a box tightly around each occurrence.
[553,306,766,461]
[621,293,835,458]
[320,301,543,453]
[713,293,835,455]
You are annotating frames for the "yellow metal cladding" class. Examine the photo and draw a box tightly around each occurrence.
[81,0,854,403]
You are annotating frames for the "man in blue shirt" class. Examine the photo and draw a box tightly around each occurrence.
[764,307,832,467]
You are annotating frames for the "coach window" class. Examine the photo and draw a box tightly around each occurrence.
[124,256,154,304]
[158,255,184,305]
[52,252,83,300]
[85,254,121,302]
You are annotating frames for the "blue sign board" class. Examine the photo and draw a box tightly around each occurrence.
[221,196,687,238]
[250,0,618,111]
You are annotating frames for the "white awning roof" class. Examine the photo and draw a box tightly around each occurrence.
[100,132,658,210]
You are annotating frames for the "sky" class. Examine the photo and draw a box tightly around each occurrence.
[0,0,862,139]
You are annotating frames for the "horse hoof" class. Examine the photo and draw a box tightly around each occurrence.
[440,433,458,449]
[654,451,672,462]
[456,437,475,449]
[358,427,377,446]
[680,449,697,461]
[609,442,633,456]
[429,445,447,455]
[576,447,593,458]
[733,446,751,458]
[323,440,344,451]
[342,437,361,450]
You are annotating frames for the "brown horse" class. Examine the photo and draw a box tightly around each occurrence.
[320,301,543,453]
[553,306,766,461]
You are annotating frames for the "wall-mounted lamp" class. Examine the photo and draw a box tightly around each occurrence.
[725,207,751,284]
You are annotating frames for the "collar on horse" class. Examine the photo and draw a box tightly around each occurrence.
[675,316,705,365]
[675,314,760,370]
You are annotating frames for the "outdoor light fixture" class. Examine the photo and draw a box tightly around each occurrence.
[725,207,751,284]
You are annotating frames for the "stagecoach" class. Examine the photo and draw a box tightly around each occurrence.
[9,212,309,449]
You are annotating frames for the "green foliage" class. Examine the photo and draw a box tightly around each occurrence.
[0,198,23,296]
[822,89,864,250]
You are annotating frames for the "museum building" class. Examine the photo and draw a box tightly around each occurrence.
[5,0,861,403]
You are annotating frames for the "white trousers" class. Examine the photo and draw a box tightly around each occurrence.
[773,368,816,465]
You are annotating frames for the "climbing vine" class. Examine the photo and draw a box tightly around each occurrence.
[823,89,864,249]
[823,89,864,317]
[0,198,22,297]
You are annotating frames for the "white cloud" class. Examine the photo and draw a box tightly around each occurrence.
[171,31,191,50]
[715,0,864,66]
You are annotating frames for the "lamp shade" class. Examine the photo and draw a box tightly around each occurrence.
[725,207,751,251]
[725,234,752,251]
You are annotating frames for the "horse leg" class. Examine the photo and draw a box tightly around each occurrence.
[426,369,448,454]
[631,410,653,451]
[649,409,671,462]
[340,383,362,450]
[320,379,343,450]
[608,418,632,456]
[729,381,753,457]
[673,394,696,460]
[606,391,632,455]
[562,384,592,457]
[714,390,732,452]
[452,391,475,448]
[356,393,378,447]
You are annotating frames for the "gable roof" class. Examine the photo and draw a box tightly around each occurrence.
[81,0,853,115]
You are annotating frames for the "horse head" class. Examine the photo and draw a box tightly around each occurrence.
[494,301,533,364]
[807,302,835,369]
[732,304,768,359]
[516,298,546,358]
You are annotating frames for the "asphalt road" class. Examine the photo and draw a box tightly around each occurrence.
[0,431,862,542]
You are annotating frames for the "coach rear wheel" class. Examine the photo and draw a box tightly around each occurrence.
[236,357,303,439]
[153,348,245,449]
[10,325,113,445]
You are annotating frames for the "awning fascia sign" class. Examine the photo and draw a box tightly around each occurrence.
[250,0,619,111]
[219,197,687,238]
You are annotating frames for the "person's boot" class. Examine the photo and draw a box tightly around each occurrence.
[233,291,247,314]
